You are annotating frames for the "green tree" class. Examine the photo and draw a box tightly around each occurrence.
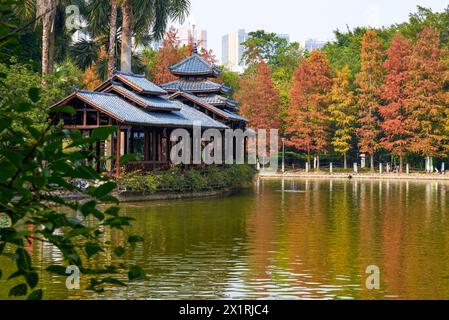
[119,0,190,73]
[242,30,302,68]
[0,4,144,299]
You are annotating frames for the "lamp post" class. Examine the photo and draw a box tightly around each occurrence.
[281,138,286,173]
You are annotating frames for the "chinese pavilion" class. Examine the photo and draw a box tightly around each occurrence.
[161,46,248,130]
[51,48,247,177]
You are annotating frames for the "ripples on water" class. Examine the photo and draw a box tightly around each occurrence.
[2,178,449,300]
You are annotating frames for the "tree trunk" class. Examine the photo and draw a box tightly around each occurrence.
[316,154,320,171]
[370,154,375,173]
[121,0,133,73]
[48,20,55,74]
[343,153,347,170]
[41,9,52,75]
[399,155,403,174]
[108,0,118,78]
[307,149,311,172]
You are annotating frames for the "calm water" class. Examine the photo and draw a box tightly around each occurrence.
[2,178,449,300]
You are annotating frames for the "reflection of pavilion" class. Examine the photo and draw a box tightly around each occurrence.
[51,47,248,176]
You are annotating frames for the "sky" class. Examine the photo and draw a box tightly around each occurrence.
[176,0,448,63]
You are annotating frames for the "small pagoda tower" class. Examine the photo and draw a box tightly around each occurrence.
[161,45,248,129]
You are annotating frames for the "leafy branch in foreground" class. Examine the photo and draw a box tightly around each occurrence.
[0,78,145,299]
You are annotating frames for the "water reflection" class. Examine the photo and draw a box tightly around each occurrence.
[2,178,449,300]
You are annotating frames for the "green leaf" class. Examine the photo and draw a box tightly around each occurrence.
[91,126,117,140]
[50,105,76,115]
[128,266,146,281]
[9,283,27,297]
[105,207,120,216]
[27,289,43,300]
[119,153,138,165]
[0,269,2,280]
[92,182,116,199]
[7,270,24,280]
[15,248,32,272]
[128,235,144,249]
[46,265,67,276]
[114,247,125,257]
[102,277,127,287]
[26,272,38,289]
[28,87,40,103]
[16,101,32,112]
[85,243,103,258]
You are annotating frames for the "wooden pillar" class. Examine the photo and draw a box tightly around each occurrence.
[126,128,131,155]
[152,129,156,170]
[115,127,121,178]
[96,139,101,172]
[145,129,150,161]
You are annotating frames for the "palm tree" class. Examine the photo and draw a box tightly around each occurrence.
[19,0,84,75]
[108,0,119,77]
[120,0,132,73]
[37,0,56,75]
[119,0,190,73]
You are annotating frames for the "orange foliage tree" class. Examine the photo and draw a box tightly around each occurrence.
[285,51,332,170]
[236,61,280,130]
[355,30,384,172]
[147,27,184,84]
[146,28,219,84]
[379,34,413,172]
[405,26,447,165]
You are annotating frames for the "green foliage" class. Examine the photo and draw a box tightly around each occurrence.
[120,171,161,192]
[0,59,83,134]
[242,30,302,68]
[0,75,142,299]
[119,165,256,193]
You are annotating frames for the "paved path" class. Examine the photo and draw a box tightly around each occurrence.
[259,172,449,181]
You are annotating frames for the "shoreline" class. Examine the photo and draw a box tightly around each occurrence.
[58,188,237,203]
[258,172,449,182]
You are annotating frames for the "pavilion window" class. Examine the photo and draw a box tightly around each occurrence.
[75,111,83,125]
[131,131,145,161]
[86,111,98,126]
[99,113,110,126]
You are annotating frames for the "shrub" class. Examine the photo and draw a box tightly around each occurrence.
[119,165,256,193]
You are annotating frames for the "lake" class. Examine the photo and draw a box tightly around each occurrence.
[2,177,449,300]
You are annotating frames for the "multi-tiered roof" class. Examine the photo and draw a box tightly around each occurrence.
[53,70,227,129]
[161,49,247,126]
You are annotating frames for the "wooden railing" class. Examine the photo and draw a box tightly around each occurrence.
[125,161,171,171]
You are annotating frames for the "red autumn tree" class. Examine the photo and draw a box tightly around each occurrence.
[379,34,413,173]
[355,30,384,172]
[236,61,280,130]
[405,26,447,163]
[148,27,183,84]
[285,50,332,170]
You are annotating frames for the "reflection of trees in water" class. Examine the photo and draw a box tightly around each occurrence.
[114,197,255,299]
[4,180,449,299]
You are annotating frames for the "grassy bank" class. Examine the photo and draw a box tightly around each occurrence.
[119,165,256,193]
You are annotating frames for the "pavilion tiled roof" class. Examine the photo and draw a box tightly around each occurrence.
[200,94,238,108]
[160,79,231,94]
[169,53,221,77]
[113,70,167,95]
[106,83,182,112]
[169,91,248,123]
[75,91,227,129]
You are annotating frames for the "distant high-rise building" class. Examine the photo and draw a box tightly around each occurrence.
[222,29,248,73]
[277,34,290,43]
[304,39,327,52]
[178,26,207,50]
